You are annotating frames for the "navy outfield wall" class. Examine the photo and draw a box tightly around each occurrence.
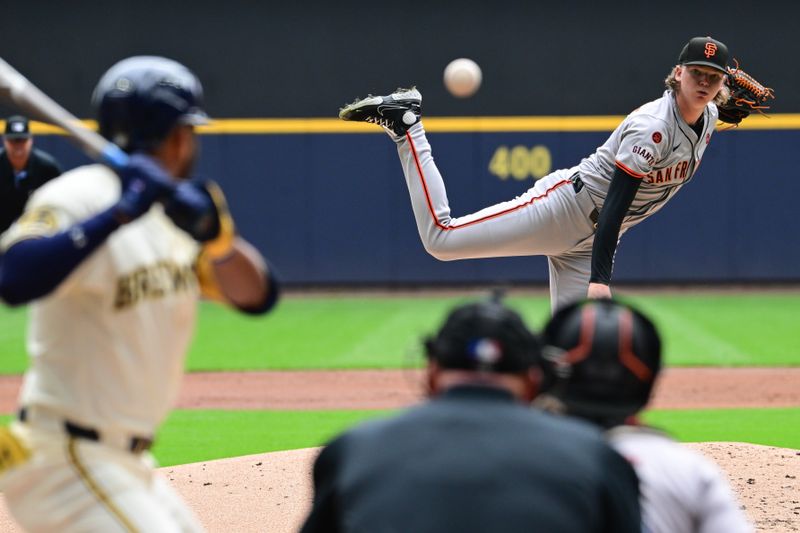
[26,118,800,285]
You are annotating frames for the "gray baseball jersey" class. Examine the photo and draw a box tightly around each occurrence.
[395,89,717,309]
[608,426,753,533]
[578,90,718,229]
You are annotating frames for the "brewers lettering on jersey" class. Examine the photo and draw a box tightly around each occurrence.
[339,35,737,310]
[0,56,279,532]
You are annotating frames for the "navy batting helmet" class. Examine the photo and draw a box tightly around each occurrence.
[425,298,541,374]
[539,299,661,425]
[92,56,207,152]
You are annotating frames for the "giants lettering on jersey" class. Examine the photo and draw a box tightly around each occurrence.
[114,260,197,310]
[631,146,655,168]
[643,160,691,184]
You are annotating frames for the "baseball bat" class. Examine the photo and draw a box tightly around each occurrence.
[0,56,128,169]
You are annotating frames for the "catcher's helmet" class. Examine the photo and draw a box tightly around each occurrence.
[92,56,207,152]
[425,299,541,374]
[540,299,661,424]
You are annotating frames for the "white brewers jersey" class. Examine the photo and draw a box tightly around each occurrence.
[608,426,753,533]
[578,90,718,230]
[0,164,200,437]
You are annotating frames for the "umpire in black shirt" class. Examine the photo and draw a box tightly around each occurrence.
[301,297,641,533]
[1,115,63,233]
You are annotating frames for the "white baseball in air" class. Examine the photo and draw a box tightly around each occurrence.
[443,58,482,98]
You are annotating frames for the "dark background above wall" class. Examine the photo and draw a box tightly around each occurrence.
[1,0,794,119]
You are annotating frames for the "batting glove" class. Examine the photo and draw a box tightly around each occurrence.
[114,153,175,223]
[165,180,221,242]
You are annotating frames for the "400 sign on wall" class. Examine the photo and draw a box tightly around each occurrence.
[488,145,552,181]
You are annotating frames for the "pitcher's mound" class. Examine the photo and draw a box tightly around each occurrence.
[1,443,797,532]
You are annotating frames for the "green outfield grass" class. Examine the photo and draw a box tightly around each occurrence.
[1,292,798,374]
[642,407,800,449]
[5,407,794,466]
[121,407,800,465]
[150,409,393,466]
[0,305,26,373]
[2,292,796,468]
[625,294,800,366]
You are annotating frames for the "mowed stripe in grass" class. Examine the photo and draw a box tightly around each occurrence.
[188,296,528,370]
[626,298,752,364]
[625,294,800,366]
[0,293,798,374]
[191,293,800,369]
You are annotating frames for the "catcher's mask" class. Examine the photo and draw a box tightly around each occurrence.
[424,299,541,374]
[539,299,661,424]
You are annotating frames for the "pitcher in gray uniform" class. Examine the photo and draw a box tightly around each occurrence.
[340,36,733,310]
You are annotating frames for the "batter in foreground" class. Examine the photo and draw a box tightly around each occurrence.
[340,36,770,310]
[0,56,279,532]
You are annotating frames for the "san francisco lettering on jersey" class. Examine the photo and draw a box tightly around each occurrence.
[114,260,197,310]
[644,160,690,184]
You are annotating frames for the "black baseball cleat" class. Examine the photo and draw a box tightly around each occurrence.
[339,87,422,136]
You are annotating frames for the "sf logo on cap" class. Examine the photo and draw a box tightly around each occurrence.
[704,42,717,58]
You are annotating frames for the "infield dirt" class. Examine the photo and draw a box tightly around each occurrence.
[1,368,798,532]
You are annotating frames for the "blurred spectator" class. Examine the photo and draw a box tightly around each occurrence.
[539,298,753,533]
[301,297,641,533]
[1,115,63,233]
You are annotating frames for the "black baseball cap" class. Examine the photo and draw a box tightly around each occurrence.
[678,36,729,73]
[425,300,541,374]
[4,115,31,139]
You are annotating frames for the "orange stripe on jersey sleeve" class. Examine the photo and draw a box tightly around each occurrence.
[615,161,647,179]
